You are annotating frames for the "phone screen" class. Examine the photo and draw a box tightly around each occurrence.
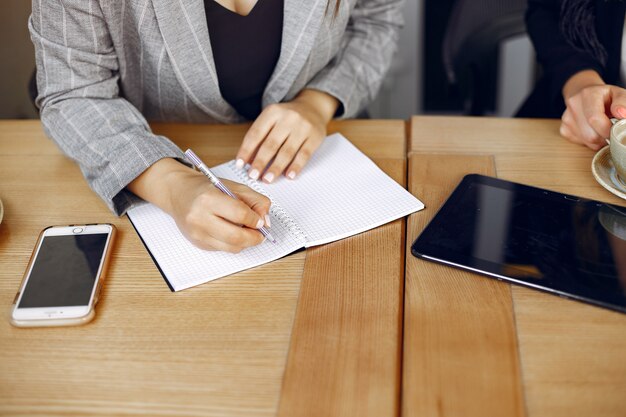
[18,234,109,308]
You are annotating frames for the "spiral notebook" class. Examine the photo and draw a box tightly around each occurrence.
[127,133,424,291]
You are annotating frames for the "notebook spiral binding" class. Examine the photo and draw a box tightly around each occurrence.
[228,161,308,243]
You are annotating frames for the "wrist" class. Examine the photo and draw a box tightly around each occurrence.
[293,89,339,123]
[128,157,196,213]
[563,70,605,100]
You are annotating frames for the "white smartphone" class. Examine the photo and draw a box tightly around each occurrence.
[10,224,116,327]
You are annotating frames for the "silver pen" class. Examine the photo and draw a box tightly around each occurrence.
[184,149,277,244]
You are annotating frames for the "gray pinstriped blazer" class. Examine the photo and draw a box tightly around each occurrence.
[30,0,404,215]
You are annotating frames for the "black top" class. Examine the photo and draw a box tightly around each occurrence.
[205,0,284,120]
[517,0,626,118]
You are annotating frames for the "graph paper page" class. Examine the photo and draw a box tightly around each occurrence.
[255,133,424,247]
[127,134,423,291]
[127,163,305,292]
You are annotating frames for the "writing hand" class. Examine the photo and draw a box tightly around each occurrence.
[128,158,271,253]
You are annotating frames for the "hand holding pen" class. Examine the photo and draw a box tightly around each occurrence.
[185,149,277,244]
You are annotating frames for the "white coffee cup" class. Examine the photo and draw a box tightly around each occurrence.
[609,118,626,181]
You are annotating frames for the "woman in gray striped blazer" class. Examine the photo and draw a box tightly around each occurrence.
[30,0,404,252]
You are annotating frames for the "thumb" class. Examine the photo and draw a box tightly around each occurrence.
[609,87,626,119]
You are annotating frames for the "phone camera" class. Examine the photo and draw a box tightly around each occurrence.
[72,227,83,234]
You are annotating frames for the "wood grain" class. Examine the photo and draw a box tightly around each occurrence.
[513,286,626,417]
[277,158,407,415]
[0,120,408,417]
[408,116,626,417]
[403,154,525,417]
[152,119,407,161]
[409,116,623,204]
[0,124,303,417]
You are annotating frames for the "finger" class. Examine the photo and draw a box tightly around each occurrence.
[559,116,584,145]
[580,88,613,140]
[262,133,307,183]
[230,189,272,216]
[609,87,626,119]
[198,217,265,252]
[179,213,244,252]
[236,106,280,169]
[559,122,576,143]
[567,95,603,147]
[561,107,575,131]
[248,123,291,180]
[225,181,272,218]
[213,215,266,250]
[284,137,322,180]
[185,231,243,253]
[209,191,265,230]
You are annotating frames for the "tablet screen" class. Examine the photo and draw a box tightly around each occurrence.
[411,174,626,314]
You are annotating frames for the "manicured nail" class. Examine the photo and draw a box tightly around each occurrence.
[264,214,271,228]
[263,172,275,183]
[286,170,297,180]
[249,169,259,180]
[256,218,264,229]
[617,107,626,119]
[235,159,245,169]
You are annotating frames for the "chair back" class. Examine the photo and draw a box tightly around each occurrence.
[442,0,527,114]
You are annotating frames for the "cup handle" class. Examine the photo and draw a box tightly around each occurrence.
[608,118,619,145]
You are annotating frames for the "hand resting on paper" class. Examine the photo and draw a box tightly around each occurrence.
[235,89,339,184]
[560,70,626,150]
[128,158,271,253]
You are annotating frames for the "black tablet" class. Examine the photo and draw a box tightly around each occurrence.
[411,174,626,314]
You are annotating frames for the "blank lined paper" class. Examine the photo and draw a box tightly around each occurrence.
[127,133,424,291]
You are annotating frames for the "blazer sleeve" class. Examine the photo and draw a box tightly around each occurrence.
[526,0,604,106]
[30,0,185,216]
[305,0,405,118]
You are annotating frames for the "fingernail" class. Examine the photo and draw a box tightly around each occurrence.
[287,170,297,180]
[235,159,245,169]
[264,214,271,228]
[249,169,259,180]
[617,107,626,118]
[263,172,275,183]
[256,218,264,229]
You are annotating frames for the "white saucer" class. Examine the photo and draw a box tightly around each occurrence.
[592,146,626,201]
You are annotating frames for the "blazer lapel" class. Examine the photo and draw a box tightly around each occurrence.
[151,0,240,122]
[263,0,327,105]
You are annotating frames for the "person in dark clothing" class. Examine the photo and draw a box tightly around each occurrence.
[518,0,626,150]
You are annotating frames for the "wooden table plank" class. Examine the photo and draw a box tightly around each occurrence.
[152,119,407,162]
[408,116,623,204]
[277,147,407,415]
[513,286,626,417]
[403,154,525,417]
[0,120,409,417]
[409,116,576,157]
[0,120,59,155]
[408,116,626,417]
[0,122,303,417]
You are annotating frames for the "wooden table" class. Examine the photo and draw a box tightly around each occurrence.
[0,120,407,417]
[2,117,625,417]
[404,116,626,417]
